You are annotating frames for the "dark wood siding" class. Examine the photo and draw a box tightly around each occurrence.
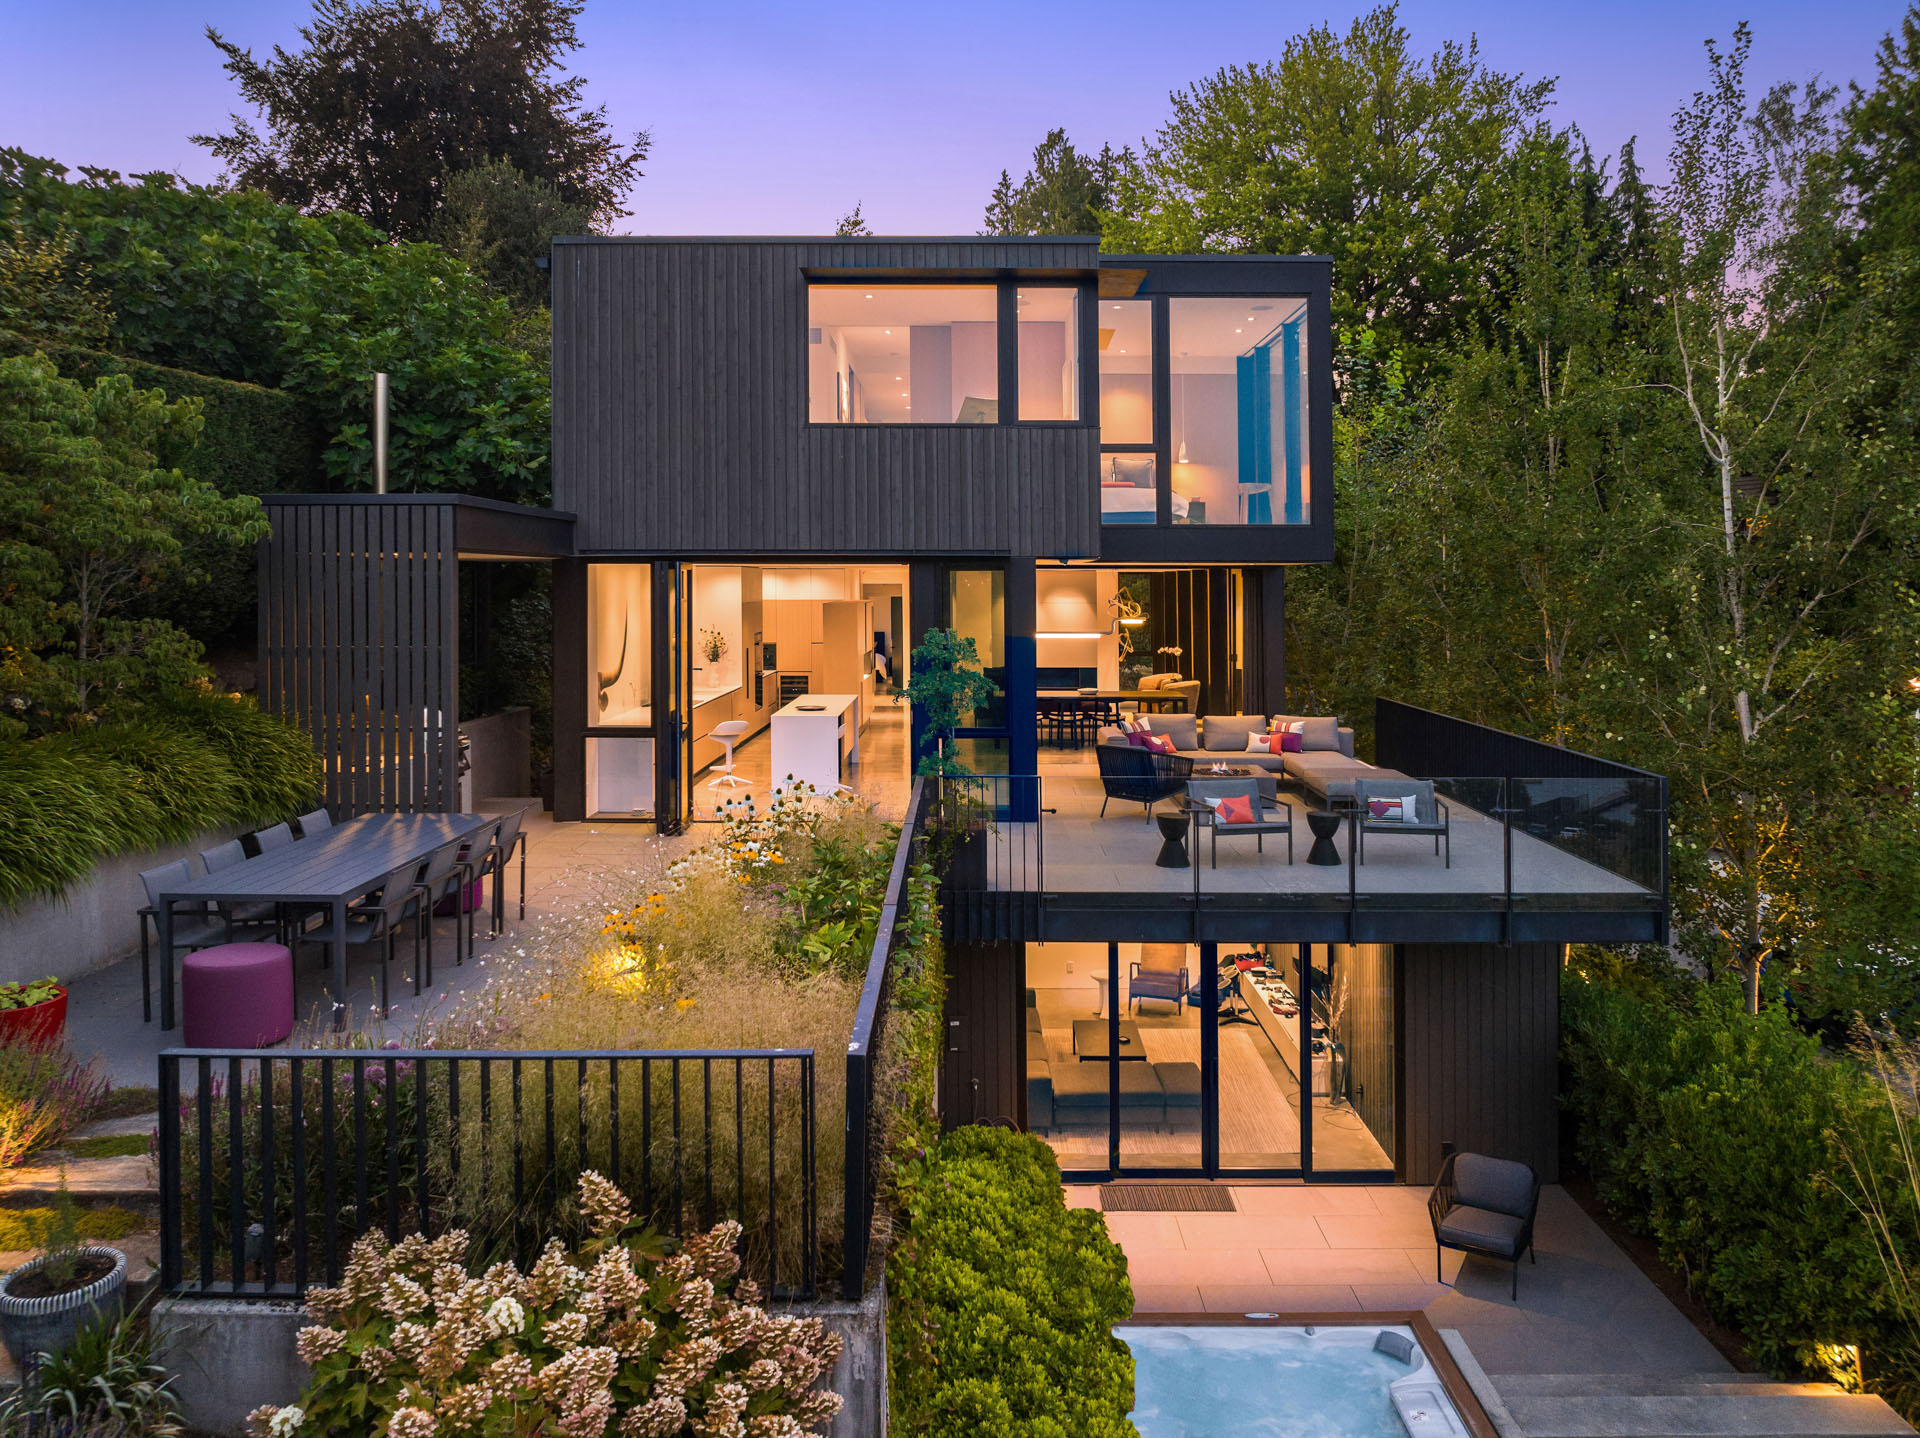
[1333,943,1396,1165]
[940,940,1025,1130]
[260,500,459,815]
[1398,941,1562,1184]
[552,239,1100,557]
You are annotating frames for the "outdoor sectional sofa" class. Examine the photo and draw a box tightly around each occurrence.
[1097,712,1396,809]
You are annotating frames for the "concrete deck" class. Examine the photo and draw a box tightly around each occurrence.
[1075,1182,1728,1377]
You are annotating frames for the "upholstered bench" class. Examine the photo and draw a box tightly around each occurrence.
[182,942,295,1048]
[1049,1059,1165,1129]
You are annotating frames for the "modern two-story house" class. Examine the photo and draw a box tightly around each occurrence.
[533,234,1668,1192]
[259,235,1665,1195]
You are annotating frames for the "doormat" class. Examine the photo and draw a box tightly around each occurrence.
[1100,1184,1235,1213]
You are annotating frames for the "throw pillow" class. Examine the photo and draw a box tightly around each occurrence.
[1212,794,1255,825]
[1245,732,1278,754]
[1367,793,1421,822]
[1126,730,1154,749]
[1140,733,1177,755]
[1278,731,1304,753]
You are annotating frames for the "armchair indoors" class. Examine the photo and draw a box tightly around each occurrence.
[1428,1150,1540,1300]
[1129,942,1189,1014]
[1095,741,1194,818]
[1353,777,1452,867]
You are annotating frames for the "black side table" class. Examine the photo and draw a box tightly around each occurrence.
[1305,809,1344,866]
[1154,811,1191,868]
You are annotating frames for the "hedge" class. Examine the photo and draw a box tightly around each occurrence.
[1561,969,1920,1408]
[887,1127,1138,1438]
[0,689,320,908]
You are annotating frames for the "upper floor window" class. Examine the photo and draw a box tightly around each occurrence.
[809,285,998,423]
[1016,287,1080,421]
[1098,300,1152,444]
[1169,297,1310,526]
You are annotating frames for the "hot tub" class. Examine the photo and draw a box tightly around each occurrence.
[1119,1316,1481,1438]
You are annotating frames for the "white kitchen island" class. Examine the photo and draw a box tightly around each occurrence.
[769,693,860,794]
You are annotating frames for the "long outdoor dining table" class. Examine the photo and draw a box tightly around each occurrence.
[152,812,499,1032]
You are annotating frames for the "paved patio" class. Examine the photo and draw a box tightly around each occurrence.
[62,804,698,1086]
[1072,1181,1730,1378]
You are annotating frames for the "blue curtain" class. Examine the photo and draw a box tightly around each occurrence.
[1282,319,1304,525]
[1235,345,1274,525]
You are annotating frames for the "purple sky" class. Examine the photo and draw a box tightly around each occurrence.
[1,1,1906,234]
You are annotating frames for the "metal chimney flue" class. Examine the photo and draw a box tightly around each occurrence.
[373,372,390,493]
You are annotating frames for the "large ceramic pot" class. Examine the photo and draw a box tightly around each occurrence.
[0,1245,127,1368]
[0,986,67,1049]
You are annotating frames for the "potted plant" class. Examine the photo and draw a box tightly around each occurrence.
[698,626,729,666]
[0,1177,129,1371]
[0,977,67,1049]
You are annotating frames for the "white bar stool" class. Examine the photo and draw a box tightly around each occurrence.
[707,720,752,789]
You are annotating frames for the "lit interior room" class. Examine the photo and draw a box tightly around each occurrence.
[1021,941,1394,1175]
[583,563,909,820]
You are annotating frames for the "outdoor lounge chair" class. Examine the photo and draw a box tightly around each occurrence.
[1095,741,1193,818]
[1428,1149,1539,1299]
[1129,943,1188,1014]
[1353,777,1451,867]
[1186,777,1294,866]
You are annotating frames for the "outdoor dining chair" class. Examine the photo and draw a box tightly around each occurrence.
[137,859,230,1024]
[297,857,425,1016]
[477,807,529,936]
[200,839,282,938]
[253,821,295,854]
[296,807,332,837]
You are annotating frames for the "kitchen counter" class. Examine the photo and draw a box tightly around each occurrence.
[770,693,860,794]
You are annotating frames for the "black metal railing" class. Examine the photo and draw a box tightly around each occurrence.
[158,1046,817,1300]
[842,776,932,1299]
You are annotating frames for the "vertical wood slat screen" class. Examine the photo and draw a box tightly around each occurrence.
[261,500,460,816]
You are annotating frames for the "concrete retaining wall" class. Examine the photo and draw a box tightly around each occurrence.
[463,706,531,806]
[151,1298,310,1438]
[0,826,242,988]
[149,1279,888,1438]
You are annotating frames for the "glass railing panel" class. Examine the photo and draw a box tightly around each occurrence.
[1508,776,1665,901]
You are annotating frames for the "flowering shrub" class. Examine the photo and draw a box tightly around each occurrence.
[0,1038,107,1172]
[252,1171,843,1438]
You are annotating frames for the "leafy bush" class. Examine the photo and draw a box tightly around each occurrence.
[888,1127,1137,1438]
[1561,968,1920,1400]
[0,1040,107,1172]
[0,691,319,907]
[0,1294,182,1437]
[253,1172,842,1438]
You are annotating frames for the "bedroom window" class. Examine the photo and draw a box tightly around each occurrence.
[1169,296,1310,526]
[1098,300,1152,444]
[1016,287,1080,421]
[809,284,998,423]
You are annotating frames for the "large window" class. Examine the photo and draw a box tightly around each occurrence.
[1169,297,1310,526]
[587,564,652,726]
[809,285,998,423]
[1016,287,1080,421]
[1099,299,1156,523]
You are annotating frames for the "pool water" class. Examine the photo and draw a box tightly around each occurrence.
[1121,1324,1458,1438]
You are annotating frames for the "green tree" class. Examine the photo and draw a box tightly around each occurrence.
[905,628,999,776]
[428,157,590,313]
[1102,2,1554,376]
[983,129,1126,237]
[0,220,110,348]
[0,355,267,725]
[834,202,872,237]
[194,0,648,242]
[0,150,549,502]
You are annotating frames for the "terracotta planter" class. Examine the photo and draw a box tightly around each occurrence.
[0,986,67,1049]
[0,1245,127,1368]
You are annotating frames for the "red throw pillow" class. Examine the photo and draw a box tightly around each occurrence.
[1213,794,1255,825]
[1141,733,1177,755]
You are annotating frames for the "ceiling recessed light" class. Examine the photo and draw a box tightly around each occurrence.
[884,328,892,334]
[865,293,873,299]
[894,375,902,380]
[1235,328,1243,333]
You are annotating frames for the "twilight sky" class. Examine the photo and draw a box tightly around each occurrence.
[0,0,1906,235]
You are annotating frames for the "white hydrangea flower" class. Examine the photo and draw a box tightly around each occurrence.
[483,1295,526,1337]
[267,1406,306,1438]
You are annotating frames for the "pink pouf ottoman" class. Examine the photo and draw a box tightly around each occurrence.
[181,943,295,1048]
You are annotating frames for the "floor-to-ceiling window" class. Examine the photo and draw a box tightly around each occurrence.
[584,563,656,819]
[1168,297,1311,527]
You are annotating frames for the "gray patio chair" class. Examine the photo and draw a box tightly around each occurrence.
[298,858,425,1016]
[200,838,281,937]
[1428,1149,1539,1299]
[475,806,529,935]
[1186,777,1293,866]
[253,821,295,854]
[138,859,230,1024]
[1353,778,1451,867]
[413,840,469,985]
[296,807,332,837]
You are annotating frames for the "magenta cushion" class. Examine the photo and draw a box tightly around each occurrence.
[1278,731,1304,753]
[182,942,295,1048]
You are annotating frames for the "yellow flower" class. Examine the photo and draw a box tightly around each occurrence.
[675,997,696,1011]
